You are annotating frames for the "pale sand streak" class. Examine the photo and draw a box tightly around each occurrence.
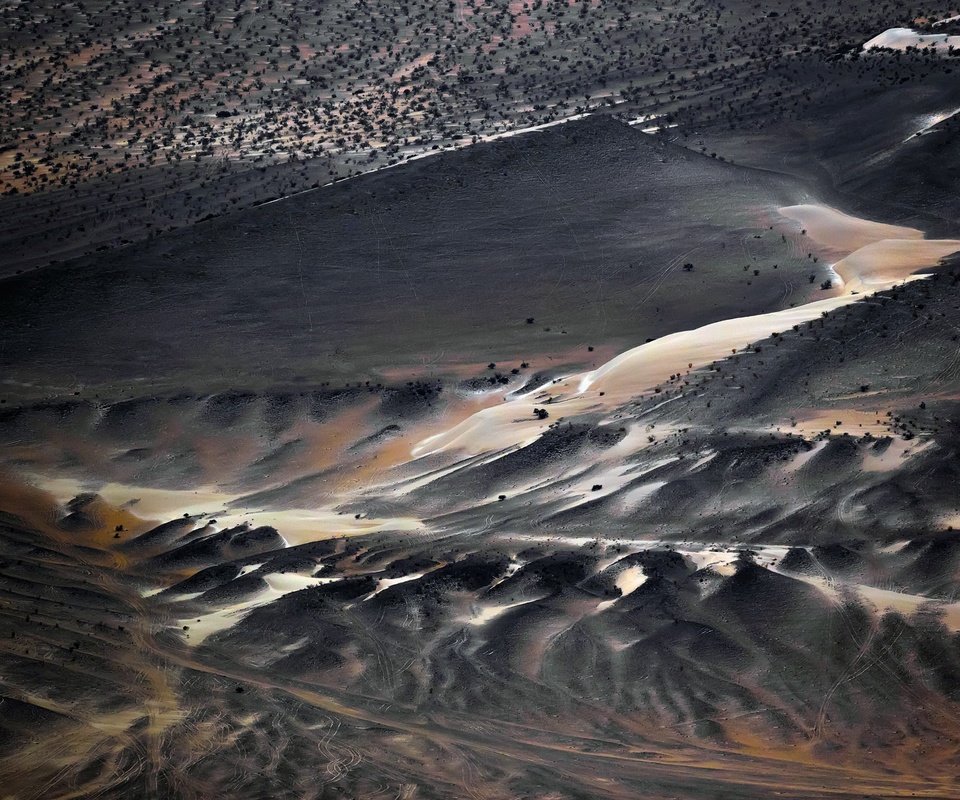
[37,475,422,544]
[412,205,960,458]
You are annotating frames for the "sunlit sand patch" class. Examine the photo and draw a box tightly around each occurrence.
[614,565,648,596]
[684,450,718,471]
[902,106,960,142]
[862,438,934,472]
[34,476,423,545]
[596,565,648,611]
[372,379,566,477]
[878,540,911,554]
[178,570,343,642]
[182,600,259,644]
[481,559,520,589]
[411,205,957,462]
[408,369,590,459]
[410,399,558,458]
[38,477,232,520]
[464,596,541,626]
[542,443,679,514]
[778,204,922,255]
[626,113,665,127]
[863,27,960,53]
[626,112,678,133]
[775,566,960,630]
[598,451,685,514]
[778,409,935,469]
[412,296,853,459]
[491,535,960,630]
[853,583,960,630]
[262,570,336,595]
[616,480,669,514]
[776,438,828,473]
[391,445,523,496]
[682,548,742,577]
[578,295,854,397]
[591,548,640,575]
[253,509,423,545]
[784,409,891,439]
[0,472,138,540]
[358,565,442,603]
[832,239,960,294]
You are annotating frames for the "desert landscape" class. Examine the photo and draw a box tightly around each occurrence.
[2,2,960,799]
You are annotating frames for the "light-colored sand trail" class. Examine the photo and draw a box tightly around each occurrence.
[36,475,423,545]
[411,205,959,459]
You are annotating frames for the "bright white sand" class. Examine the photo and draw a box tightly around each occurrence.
[181,570,346,643]
[903,106,960,142]
[359,568,438,602]
[863,27,960,53]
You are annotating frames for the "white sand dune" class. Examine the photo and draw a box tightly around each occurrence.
[578,294,853,396]
[780,204,960,292]
[466,597,542,625]
[181,570,346,643]
[596,566,648,611]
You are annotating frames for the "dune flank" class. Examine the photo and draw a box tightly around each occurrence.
[413,205,959,459]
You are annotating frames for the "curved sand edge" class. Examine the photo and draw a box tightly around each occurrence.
[413,204,959,458]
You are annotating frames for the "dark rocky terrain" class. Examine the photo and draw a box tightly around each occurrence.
[3,2,960,799]
[3,0,958,271]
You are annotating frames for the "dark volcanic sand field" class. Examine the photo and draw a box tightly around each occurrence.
[0,116,825,399]
[4,4,960,800]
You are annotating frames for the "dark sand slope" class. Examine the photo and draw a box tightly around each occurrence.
[0,117,820,401]
[689,60,960,232]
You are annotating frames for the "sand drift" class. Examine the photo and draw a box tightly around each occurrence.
[411,204,960,459]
